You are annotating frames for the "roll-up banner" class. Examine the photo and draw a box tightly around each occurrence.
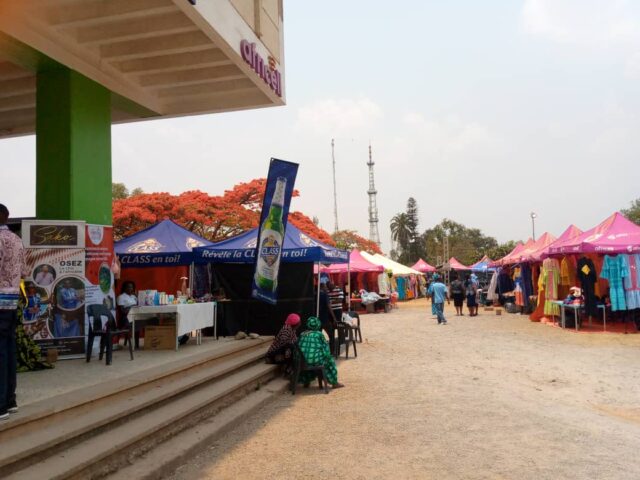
[22,220,87,358]
[251,158,299,304]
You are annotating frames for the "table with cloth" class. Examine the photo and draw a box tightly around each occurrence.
[127,302,216,350]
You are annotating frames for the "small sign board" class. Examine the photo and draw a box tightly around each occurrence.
[22,220,85,249]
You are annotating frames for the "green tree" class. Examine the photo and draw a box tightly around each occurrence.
[390,212,411,260]
[622,198,640,225]
[486,240,519,262]
[112,182,129,200]
[422,218,500,267]
[405,197,424,263]
[130,187,144,197]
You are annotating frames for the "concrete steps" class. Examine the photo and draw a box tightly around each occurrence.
[0,339,281,479]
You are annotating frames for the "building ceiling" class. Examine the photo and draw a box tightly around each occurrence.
[0,0,284,137]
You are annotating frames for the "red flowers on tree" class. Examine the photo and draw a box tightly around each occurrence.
[112,178,333,245]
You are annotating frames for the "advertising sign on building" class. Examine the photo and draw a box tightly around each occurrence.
[251,158,298,305]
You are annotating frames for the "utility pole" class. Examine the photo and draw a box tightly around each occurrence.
[367,143,381,247]
[331,138,339,233]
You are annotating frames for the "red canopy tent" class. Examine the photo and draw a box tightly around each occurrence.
[530,225,582,262]
[546,212,640,256]
[448,257,470,271]
[411,258,436,273]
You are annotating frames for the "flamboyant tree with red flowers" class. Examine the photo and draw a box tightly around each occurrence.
[112,178,336,246]
[331,230,382,254]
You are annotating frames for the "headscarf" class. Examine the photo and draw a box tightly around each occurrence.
[306,316,321,331]
[470,273,479,286]
[285,313,301,326]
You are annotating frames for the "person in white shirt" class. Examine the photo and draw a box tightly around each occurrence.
[116,281,137,329]
[34,265,54,286]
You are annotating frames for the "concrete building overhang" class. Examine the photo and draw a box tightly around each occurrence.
[0,0,285,138]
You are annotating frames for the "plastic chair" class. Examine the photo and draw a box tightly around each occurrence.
[289,343,329,395]
[336,320,358,359]
[86,304,133,365]
[348,310,363,343]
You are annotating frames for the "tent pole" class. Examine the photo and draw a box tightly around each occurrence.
[316,262,321,317]
[347,253,351,312]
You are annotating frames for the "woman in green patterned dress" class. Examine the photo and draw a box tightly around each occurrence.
[298,317,344,389]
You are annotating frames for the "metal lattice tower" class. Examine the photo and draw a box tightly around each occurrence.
[367,144,381,246]
[331,138,339,233]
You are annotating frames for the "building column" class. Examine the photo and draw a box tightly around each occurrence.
[36,67,111,225]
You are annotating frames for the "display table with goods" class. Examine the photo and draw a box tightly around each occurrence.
[550,300,607,331]
[128,302,216,350]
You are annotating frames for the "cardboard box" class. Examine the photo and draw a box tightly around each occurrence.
[144,326,176,350]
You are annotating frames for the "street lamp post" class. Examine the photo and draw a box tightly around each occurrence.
[530,212,537,241]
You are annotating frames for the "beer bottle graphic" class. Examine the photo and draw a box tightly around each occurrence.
[254,177,287,294]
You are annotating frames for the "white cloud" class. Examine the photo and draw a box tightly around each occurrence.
[295,97,383,136]
[625,51,640,79]
[521,0,640,46]
[400,112,503,161]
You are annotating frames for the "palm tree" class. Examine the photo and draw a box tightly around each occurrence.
[390,213,411,256]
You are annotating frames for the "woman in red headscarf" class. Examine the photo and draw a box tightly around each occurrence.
[265,313,301,366]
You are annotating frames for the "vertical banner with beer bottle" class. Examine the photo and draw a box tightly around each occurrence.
[251,158,299,304]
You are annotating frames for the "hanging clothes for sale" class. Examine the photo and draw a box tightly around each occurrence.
[396,277,406,300]
[541,258,560,316]
[624,254,640,310]
[560,256,577,286]
[600,255,628,312]
[577,256,599,317]
[487,271,498,301]
[520,263,534,308]
[378,273,391,296]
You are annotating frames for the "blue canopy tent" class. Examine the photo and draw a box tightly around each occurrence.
[193,224,348,336]
[115,220,213,297]
[193,223,348,264]
[116,219,212,267]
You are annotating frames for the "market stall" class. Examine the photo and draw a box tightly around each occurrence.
[115,219,212,294]
[411,258,436,273]
[193,224,348,336]
[114,220,215,347]
[360,252,424,300]
[319,249,385,311]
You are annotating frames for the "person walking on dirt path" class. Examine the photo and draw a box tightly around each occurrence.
[450,274,464,316]
[428,276,450,325]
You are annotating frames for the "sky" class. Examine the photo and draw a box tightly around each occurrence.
[2,0,640,253]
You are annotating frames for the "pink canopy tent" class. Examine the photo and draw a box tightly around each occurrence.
[411,258,436,273]
[448,257,470,271]
[518,232,557,263]
[319,249,384,273]
[546,212,640,256]
[492,239,531,266]
[531,225,582,262]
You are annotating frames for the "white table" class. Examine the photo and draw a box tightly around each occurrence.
[128,302,216,350]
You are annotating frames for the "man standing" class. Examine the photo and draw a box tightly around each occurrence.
[327,282,344,322]
[0,204,28,420]
[428,275,450,325]
[318,283,337,355]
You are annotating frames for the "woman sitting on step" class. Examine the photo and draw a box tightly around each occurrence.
[265,313,301,368]
[297,317,344,389]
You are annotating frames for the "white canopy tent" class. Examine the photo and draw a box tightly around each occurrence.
[360,252,422,276]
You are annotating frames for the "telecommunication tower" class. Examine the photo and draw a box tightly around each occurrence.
[331,138,339,233]
[367,144,381,246]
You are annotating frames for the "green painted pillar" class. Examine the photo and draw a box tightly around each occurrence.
[36,68,111,225]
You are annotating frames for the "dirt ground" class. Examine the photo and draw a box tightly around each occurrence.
[169,299,640,480]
